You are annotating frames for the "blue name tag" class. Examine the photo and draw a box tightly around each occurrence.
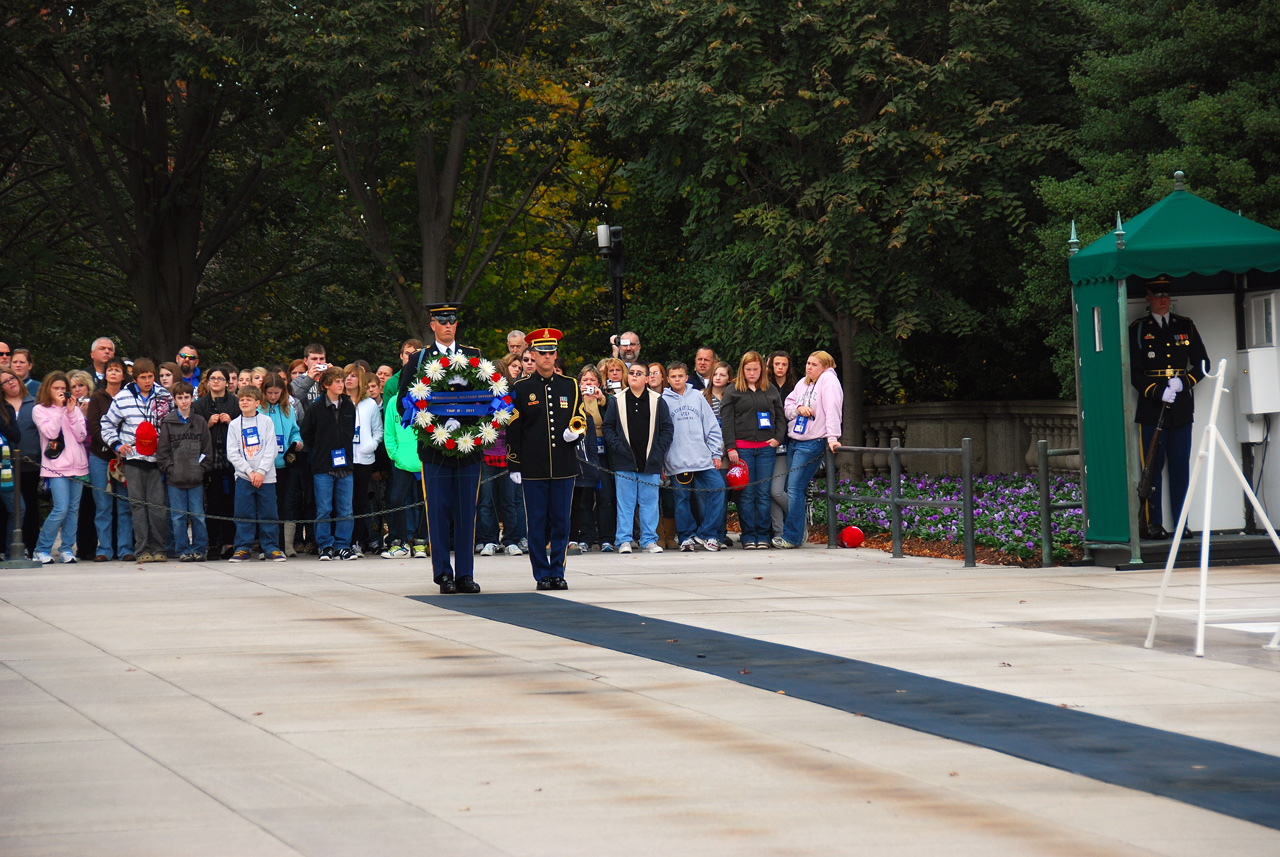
[331,448,347,468]
[596,437,606,456]
[793,415,809,435]
[243,426,260,445]
[757,411,772,430]
[354,424,361,443]
[275,434,284,449]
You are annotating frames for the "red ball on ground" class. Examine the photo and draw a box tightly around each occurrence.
[840,526,864,548]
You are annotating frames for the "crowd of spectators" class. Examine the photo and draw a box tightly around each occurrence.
[0,331,843,563]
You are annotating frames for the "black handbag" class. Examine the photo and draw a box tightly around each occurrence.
[45,430,65,459]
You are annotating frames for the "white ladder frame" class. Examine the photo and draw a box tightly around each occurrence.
[1143,359,1280,657]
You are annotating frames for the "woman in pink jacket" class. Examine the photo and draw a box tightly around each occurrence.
[32,372,90,564]
[777,352,844,549]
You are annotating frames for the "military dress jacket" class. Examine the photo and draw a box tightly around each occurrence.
[395,340,487,466]
[506,372,585,480]
[1129,312,1209,429]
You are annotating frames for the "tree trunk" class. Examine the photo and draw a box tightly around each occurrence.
[834,309,864,479]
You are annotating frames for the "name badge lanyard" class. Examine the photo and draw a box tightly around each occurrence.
[794,384,818,435]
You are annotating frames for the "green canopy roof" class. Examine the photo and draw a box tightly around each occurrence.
[1068,188,1280,286]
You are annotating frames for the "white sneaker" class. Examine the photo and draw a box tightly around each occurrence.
[504,543,523,556]
[643,543,664,554]
[60,551,77,564]
[34,551,53,565]
[699,538,722,552]
[618,542,632,554]
[679,539,697,552]
[474,543,485,554]
[480,543,497,557]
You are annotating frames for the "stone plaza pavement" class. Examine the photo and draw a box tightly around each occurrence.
[2,543,1280,856]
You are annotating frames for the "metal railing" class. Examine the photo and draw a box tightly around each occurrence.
[1036,440,1082,568]
[817,438,975,567]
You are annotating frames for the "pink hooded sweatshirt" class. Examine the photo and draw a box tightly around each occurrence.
[784,366,843,445]
[34,404,90,478]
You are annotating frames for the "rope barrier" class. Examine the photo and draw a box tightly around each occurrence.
[66,451,815,525]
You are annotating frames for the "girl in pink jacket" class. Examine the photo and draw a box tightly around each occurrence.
[777,353,844,548]
[32,372,90,564]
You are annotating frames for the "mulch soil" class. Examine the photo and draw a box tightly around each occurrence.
[725,512,1083,568]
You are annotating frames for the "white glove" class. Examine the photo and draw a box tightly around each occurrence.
[562,428,581,442]
[1167,376,1183,393]
[1161,385,1178,404]
[444,419,461,432]
[509,471,522,485]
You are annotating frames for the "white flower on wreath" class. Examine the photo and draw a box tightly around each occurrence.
[414,409,433,429]
[489,378,508,396]
[477,359,496,377]
[457,433,476,453]
[476,423,498,444]
[424,361,445,381]
[493,408,513,425]
[410,380,431,399]
[431,425,450,445]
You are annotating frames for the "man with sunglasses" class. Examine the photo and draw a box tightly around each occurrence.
[176,346,201,388]
[396,303,487,593]
[0,342,10,371]
[506,328,587,590]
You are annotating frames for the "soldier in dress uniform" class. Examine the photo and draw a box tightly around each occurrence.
[506,328,586,590]
[396,302,487,593]
[1129,276,1209,539]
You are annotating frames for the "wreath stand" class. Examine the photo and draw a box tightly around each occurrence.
[1144,359,1280,657]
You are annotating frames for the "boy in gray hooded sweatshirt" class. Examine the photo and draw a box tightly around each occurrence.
[660,362,725,551]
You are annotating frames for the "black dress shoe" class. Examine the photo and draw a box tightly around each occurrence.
[536,578,554,591]
[437,578,457,594]
[1149,525,1170,540]
[550,577,568,591]
[455,577,481,594]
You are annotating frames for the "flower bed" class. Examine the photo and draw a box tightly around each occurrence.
[811,473,1084,564]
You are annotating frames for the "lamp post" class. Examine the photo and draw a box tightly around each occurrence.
[596,223,625,354]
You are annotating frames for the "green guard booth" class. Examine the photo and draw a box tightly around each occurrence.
[1068,172,1280,564]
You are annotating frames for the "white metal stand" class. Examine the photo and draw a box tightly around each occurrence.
[1144,359,1280,656]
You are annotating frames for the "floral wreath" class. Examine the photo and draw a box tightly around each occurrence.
[399,354,514,458]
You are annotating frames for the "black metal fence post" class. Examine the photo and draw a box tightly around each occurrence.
[961,437,975,568]
[890,438,903,558]
[1038,440,1052,567]
[825,447,839,549]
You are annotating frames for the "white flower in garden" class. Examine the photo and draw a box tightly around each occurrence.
[410,380,431,399]
[476,423,498,444]
[490,378,508,395]
[457,433,476,453]
[431,425,450,445]
[477,359,496,376]
[424,361,444,381]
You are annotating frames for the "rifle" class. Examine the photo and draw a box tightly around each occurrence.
[1136,401,1168,501]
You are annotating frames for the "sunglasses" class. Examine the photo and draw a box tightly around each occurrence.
[431,315,458,325]
[0,350,9,356]
[178,353,198,360]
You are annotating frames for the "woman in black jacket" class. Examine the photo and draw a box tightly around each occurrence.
[193,367,238,559]
[720,351,786,549]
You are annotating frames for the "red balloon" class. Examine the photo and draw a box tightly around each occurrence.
[839,526,864,548]
[726,462,749,490]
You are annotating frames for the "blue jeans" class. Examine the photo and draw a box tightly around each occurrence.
[387,467,426,544]
[234,478,279,553]
[168,484,208,556]
[673,469,726,543]
[735,446,775,545]
[89,455,132,558]
[782,439,827,546]
[614,470,660,548]
[476,462,526,546]
[35,476,83,555]
[313,471,353,550]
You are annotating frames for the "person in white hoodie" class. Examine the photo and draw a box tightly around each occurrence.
[226,386,281,562]
[660,362,725,552]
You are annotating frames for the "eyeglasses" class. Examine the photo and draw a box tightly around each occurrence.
[0,351,9,356]
[627,371,647,377]
[178,353,198,360]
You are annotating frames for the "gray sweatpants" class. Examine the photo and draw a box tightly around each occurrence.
[125,463,167,556]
